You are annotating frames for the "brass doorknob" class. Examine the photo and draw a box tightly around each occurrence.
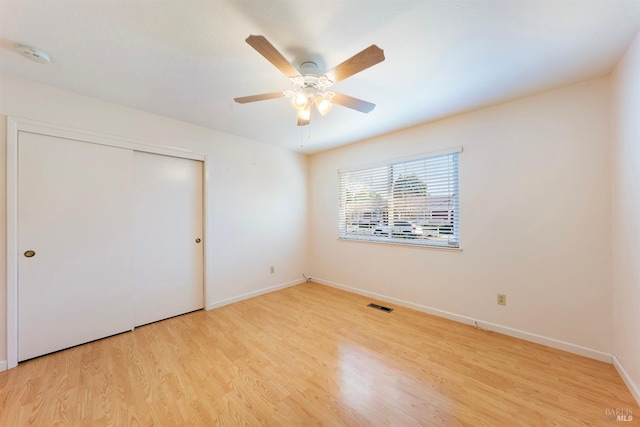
[195,238,201,243]
[24,250,36,258]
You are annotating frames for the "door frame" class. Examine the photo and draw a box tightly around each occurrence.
[6,117,209,369]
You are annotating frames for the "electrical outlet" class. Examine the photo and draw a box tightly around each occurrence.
[497,294,507,306]
[270,266,275,274]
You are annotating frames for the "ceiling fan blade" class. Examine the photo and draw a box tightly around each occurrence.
[246,35,300,78]
[234,92,285,103]
[324,45,385,84]
[331,93,376,113]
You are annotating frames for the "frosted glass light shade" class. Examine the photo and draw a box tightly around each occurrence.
[298,108,311,121]
[292,92,308,110]
[315,97,332,115]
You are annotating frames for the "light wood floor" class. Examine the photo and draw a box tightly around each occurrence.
[0,282,637,426]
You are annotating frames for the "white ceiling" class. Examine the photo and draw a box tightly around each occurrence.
[1,0,639,153]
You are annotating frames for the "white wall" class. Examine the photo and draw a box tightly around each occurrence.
[309,78,613,359]
[0,73,309,365]
[612,32,640,403]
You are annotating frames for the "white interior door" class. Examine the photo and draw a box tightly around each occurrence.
[18,132,134,361]
[133,151,204,327]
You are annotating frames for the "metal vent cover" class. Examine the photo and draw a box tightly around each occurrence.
[367,303,393,313]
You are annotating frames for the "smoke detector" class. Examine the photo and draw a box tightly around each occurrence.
[16,45,51,64]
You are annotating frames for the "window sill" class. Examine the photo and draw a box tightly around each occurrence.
[337,236,462,252]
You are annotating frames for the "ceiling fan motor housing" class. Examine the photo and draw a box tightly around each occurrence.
[287,63,334,103]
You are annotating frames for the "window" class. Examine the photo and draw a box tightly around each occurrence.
[338,148,460,248]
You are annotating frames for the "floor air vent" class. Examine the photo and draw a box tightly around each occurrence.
[367,303,393,313]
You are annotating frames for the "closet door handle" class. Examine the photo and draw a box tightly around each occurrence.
[195,238,201,243]
[24,250,36,258]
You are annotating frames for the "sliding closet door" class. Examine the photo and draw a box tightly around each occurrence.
[18,132,134,361]
[133,151,204,327]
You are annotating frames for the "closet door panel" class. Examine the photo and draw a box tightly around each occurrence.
[18,131,134,361]
[133,151,204,327]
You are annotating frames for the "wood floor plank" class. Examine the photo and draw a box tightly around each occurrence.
[0,282,637,426]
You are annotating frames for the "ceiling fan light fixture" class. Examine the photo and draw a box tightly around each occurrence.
[298,105,312,121]
[292,92,308,110]
[315,96,332,116]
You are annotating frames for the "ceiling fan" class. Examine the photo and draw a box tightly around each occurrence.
[234,35,385,126]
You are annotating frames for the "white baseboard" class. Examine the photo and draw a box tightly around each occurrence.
[206,278,306,310]
[613,356,640,405]
[0,360,7,372]
[314,277,613,363]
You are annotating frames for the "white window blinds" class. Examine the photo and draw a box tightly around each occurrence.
[338,149,460,248]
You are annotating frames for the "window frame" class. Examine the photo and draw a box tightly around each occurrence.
[337,147,462,249]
